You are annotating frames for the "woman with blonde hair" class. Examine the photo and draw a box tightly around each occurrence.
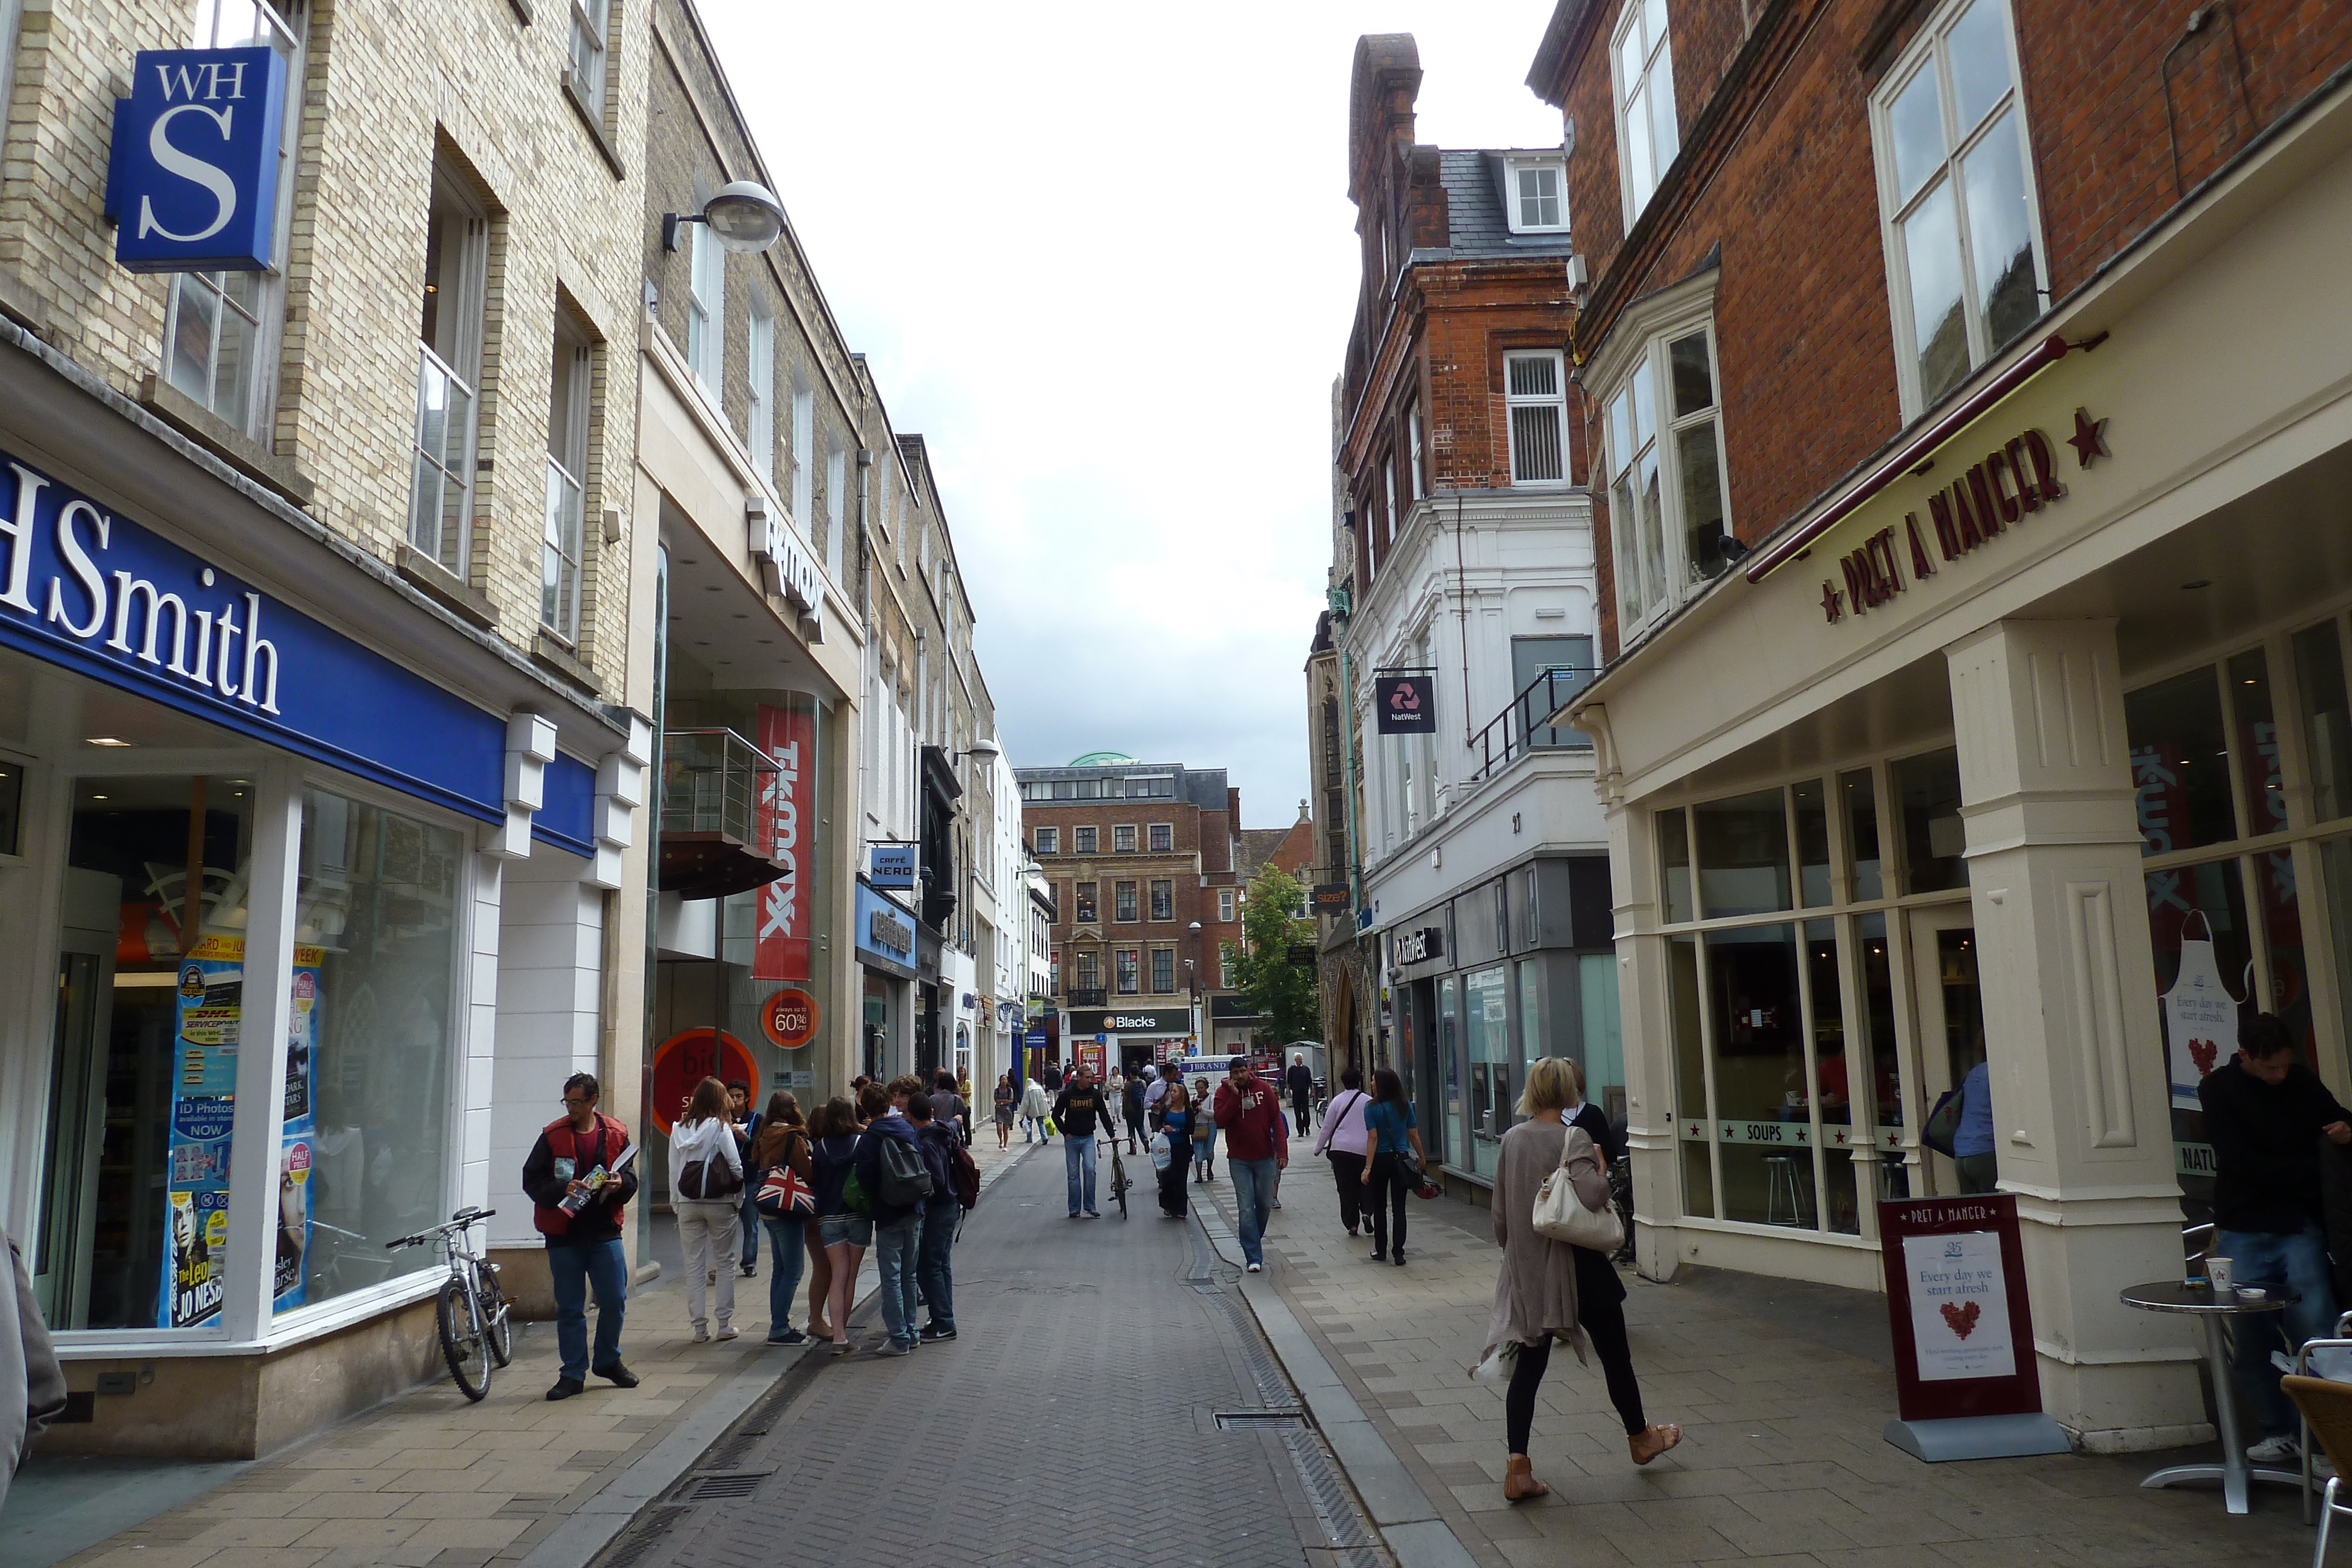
[669,1076,744,1343]
[1488,1056,1679,1501]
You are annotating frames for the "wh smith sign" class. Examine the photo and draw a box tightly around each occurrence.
[106,48,286,273]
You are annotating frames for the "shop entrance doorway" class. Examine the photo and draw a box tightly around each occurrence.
[1907,905,1986,1196]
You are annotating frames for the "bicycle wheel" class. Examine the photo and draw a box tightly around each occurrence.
[1114,1154,1129,1219]
[476,1262,514,1368]
[437,1276,493,1401]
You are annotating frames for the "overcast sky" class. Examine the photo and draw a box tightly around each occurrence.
[700,1,1563,828]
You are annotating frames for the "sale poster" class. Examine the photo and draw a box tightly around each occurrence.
[1901,1229,2016,1382]
[161,934,324,1328]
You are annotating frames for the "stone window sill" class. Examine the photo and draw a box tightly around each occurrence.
[396,544,498,630]
[137,375,316,509]
[532,627,603,694]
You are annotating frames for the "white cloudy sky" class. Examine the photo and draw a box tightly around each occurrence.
[700,1,1562,827]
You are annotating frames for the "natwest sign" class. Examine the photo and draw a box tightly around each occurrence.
[106,49,287,273]
[1393,925,1444,965]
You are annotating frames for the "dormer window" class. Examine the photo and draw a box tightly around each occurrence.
[1515,164,1566,232]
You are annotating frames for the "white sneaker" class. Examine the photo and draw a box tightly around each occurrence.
[1245,1262,1263,1273]
[715,1325,739,1342]
[690,1327,710,1344]
[2247,1435,2300,1464]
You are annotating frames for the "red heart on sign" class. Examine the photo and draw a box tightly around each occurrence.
[2189,1038,2219,1076]
[1939,1299,1982,1340]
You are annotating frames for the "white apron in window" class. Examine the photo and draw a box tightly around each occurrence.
[2162,910,2240,1111]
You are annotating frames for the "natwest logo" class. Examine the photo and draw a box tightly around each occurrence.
[1394,926,1444,964]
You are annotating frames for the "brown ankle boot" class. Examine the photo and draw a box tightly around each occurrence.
[1503,1455,1550,1502]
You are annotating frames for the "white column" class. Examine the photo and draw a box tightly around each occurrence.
[1945,617,2206,1450]
[220,757,301,1343]
[488,850,604,1249]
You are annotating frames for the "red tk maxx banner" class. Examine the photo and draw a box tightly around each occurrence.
[754,704,813,982]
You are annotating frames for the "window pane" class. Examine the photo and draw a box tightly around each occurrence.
[2294,620,2352,821]
[1842,768,1885,901]
[2230,649,2288,840]
[1612,474,1649,620]
[1887,61,1944,203]
[1794,780,1832,907]
[1630,358,1655,449]
[1512,404,1564,482]
[1892,747,1967,894]
[1658,805,1693,924]
[1704,924,1815,1228]
[1808,920,1860,1233]
[1508,354,1559,399]
[1668,332,1713,417]
[2256,845,2311,1063]
[1669,935,1713,1218]
[1963,110,2037,353]
[1695,787,1792,917]
[1638,449,1666,610]
[2124,666,2236,856]
[1856,912,1906,1198]
[1623,80,1654,207]
[1646,48,1679,172]
[2146,857,2250,1188]
[1608,388,1632,477]
[1465,965,1512,1178]
[1675,419,1726,582]
[166,276,220,406]
[1902,179,1970,404]
[1945,0,2013,135]
[296,788,466,1310]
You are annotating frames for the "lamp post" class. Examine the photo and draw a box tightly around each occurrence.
[1188,919,1204,1059]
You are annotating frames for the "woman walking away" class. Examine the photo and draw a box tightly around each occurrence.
[1155,1082,1195,1218]
[1019,1074,1051,1144]
[669,1077,744,1342]
[1489,1057,1680,1502]
[806,1097,868,1355]
[1315,1066,1372,1236]
[749,1091,813,1345]
[994,1073,1016,1149]
[1190,1078,1217,1181]
[1359,1066,1426,1265]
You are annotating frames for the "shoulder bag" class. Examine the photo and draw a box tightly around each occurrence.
[754,1131,815,1218]
[1532,1130,1624,1251]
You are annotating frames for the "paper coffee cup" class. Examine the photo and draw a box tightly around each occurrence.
[2206,1256,2234,1293]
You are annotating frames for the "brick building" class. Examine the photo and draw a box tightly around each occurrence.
[1017,755,1255,1074]
[1536,0,2352,1447]
[1318,35,1619,1199]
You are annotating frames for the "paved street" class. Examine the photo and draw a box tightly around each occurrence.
[596,1136,1379,1568]
[1202,1139,2317,1568]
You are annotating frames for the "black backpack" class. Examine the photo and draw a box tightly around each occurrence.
[875,1131,934,1206]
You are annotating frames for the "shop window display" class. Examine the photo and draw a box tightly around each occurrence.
[2124,666,2236,855]
[1856,912,1907,1199]
[1700,924,1817,1229]
[1464,965,1510,1178]
[1806,920,1861,1234]
[1668,934,1712,1218]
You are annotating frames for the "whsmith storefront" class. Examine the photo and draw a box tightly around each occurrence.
[1569,98,2352,1449]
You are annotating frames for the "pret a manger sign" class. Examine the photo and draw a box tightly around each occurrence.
[1817,409,2107,624]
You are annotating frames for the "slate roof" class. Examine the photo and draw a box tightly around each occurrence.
[1435,149,1576,259]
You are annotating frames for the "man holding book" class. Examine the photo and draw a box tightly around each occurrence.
[522,1072,642,1400]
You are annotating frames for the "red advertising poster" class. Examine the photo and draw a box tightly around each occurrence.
[650,1028,760,1135]
[754,704,813,982]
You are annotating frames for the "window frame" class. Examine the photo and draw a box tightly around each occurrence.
[540,321,592,643]
[409,162,489,580]
[686,216,724,394]
[1115,948,1140,995]
[1149,878,1173,921]
[1504,349,1572,488]
[1505,158,1569,235]
[1218,887,1235,923]
[745,298,774,488]
[1866,0,2049,419]
[1601,313,1732,641]
[1609,0,1680,226]
[1034,826,1058,855]
[1113,824,1137,854]
[1151,947,1176,993]
[567,0,612,118]
[1148,823,1172,853]
[1074,825,1098,855]
[1114,880,1138,923]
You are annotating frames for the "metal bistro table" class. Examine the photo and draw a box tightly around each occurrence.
[2122,1279,2301,1514]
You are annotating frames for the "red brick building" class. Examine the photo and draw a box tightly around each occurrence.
[1539,0,2352,1449]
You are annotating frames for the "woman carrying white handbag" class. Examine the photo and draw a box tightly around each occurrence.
[1485,1056,1681,1502]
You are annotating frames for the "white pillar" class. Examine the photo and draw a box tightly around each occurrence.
[1945,618,2206,1450]
[220,757,300,1342]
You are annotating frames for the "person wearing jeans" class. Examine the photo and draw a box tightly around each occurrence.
[910,1093,961,1339]
[1053,1066,1116,1218]
[1359,1066,1426,1266]
[519,1072,641,1400]
[1214,1058,1286,1271]
[2200,1012,2352,1463]
[854,1086,926,1354]
[747,1091,812,1344]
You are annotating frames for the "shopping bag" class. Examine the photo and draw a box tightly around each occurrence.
[1531,1141,1624,1251]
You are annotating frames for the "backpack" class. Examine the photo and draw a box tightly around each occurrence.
[949,1138,981,1211]
[675,1123,742,1201]
[843,1164,871,1215]
[875,1131,934,1207]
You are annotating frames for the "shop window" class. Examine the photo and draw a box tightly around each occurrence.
[41,775,255,1329]
[1151,948,1175,992]
[1841,769,1884,901]
[1115,948,1139,995]
[2230,648,2289,840]
[1073,881,1097,923]
[411,162,489,579]
[2295,620,2352,822]
[162,1,303,443]
[541,318,592,643]
[1806,920,1859,1235]
[1856,913,1908,1198]
[1465,965,1511,1179]
[1892,747,1966,894]
[1114,824,1137,852]
[1610,0,1678,222]
[1658,805,1693,923]
[1695,788,1791,918]
[1702,924,1817,1229]
[1668,934,1712,1218]
[1869,0,2044,414]
[1438,976,1462,1171]
[1793,779,1831,907]
[1149,823,1172,852]
[293,788,466,1309]
[1114,880,1138,922]
[1074,825,1098,854]
[1149,879,1172,921]
[2124,666,2234,855]
[1578,953,1627,1121]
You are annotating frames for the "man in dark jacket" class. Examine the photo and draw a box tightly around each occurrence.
[520,1072,641,1399]
[908,1094,961,1342]
[1053,1066,1116,1218]
[855,1095,926,1356]
[2200,1012,2352,1462]
[1287,1054,1315,1136]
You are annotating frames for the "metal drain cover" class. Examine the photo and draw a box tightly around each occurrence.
[678,1470,771,1501]
[1214,1410,1308,1430]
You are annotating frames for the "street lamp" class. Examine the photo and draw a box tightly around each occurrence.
[662,181,787,254]
[1188,919,1204,1058]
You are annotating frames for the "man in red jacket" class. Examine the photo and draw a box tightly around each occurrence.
[1214,1057,1287,1272]
[521,1073,640,1400]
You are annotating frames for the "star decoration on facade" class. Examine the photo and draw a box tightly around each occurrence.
[2067,406,2109,467]
[1820,581,1845,623]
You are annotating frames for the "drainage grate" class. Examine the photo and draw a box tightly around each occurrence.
[1215,1409,1308,1430]
[597,1504,689,1568]
[675,1470,771,1502]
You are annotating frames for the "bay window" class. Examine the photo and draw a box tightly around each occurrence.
[1605,320,1730,636]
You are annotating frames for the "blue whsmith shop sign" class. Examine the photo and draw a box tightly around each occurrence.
[105,47,288,273]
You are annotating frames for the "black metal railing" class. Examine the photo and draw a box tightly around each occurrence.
[1465,666,1595,785]
[1066,988,1108,1008]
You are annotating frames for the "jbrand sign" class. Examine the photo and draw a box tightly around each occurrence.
[106,48,287,273]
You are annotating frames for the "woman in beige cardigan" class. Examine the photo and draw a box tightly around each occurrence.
[1488,1057,1681,1501]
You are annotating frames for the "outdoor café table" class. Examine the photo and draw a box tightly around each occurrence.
[2120,1279,2300,1514]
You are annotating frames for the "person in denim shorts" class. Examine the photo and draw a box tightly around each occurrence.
[806,1096,871,1356]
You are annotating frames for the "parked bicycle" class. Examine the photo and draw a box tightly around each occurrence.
[386,1206,512,1400]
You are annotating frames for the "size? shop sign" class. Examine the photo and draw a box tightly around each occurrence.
[1818,409,2108,624]
[106,48,287,273]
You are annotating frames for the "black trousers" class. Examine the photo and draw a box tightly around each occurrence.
[1328,1151,1366,1231]
[1366,1152,1411,1256]
[1292,1094,1312,1135]
[1504,1269,1647,1455]
[1157,1144,1190,1215]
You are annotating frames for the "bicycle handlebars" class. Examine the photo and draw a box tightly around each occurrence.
[385,1208,497,1250]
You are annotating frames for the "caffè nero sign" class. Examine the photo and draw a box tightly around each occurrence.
[1816,408,2107,624]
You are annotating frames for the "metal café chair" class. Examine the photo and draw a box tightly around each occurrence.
[2300,1312,2352,1526]
[2288,1375,2352,1562]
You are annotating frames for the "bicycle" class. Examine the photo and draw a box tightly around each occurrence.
[1106,1140,1131,1219]
[387,1206,512,1401]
